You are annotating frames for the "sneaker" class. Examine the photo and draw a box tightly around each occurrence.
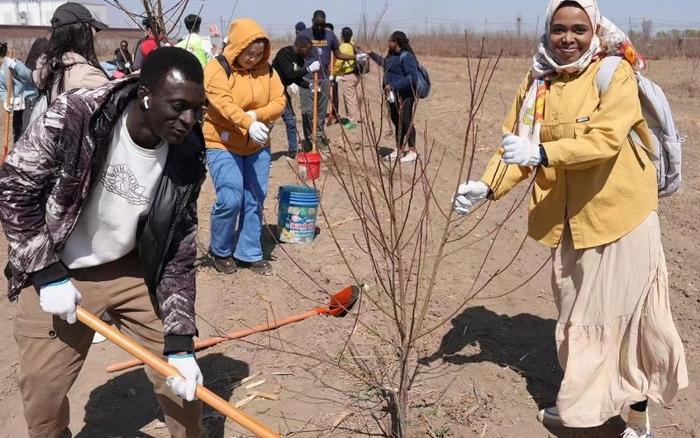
[536,407,563,428]
[621,426,653,438]
[383,150,400,161]
[92,332,107,344]
[623,409,652,438]
[399,151,418,163]
[318,138,330,152]
[210,253,237,274]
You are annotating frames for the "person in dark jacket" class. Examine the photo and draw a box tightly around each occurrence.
[369,30,420,163]
[0,47,207,437]
[272,35,317,158]
[114,39,133,74]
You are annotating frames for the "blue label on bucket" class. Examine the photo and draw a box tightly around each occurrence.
[278,185,319,244]
[278,204,318,243]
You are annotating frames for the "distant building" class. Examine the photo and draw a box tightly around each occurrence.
[0,0,107,27]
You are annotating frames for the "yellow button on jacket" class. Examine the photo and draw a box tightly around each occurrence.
[481,59,658,249]
[203,18,286,156]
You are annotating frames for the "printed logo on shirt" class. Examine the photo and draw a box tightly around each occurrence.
[99,164,152,206]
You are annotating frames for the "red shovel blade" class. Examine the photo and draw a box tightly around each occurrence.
[325,285,360,317]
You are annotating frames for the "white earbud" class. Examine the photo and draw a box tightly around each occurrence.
[143,96,150,110]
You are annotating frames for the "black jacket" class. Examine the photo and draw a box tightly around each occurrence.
[272,45,310,88]
[0,77,206,354]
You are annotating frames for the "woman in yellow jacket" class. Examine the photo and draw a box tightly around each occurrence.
[203,18,285,275]
[454,1,687,436]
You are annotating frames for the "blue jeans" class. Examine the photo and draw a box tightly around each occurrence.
[206,147,271,262]
[282,99,298,153]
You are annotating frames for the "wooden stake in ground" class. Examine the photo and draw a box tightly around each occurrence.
[312,71,319,153]
[75,306,280,438]
[3,52,14,162]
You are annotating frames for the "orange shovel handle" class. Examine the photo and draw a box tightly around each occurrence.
[76,306,279,438]
[3,54,13,163]
[312,71,319,153]
[107,308,322,373]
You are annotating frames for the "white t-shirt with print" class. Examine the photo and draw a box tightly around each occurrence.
[62,106,169,269]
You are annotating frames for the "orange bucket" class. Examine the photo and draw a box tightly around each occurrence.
[296,152,321,181]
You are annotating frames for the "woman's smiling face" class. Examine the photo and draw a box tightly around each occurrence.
[549,4,594,64]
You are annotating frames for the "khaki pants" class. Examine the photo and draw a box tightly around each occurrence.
[13,252,203,438]
[341,73,361,122]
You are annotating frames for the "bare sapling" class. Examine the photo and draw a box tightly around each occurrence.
[272,36,539,436]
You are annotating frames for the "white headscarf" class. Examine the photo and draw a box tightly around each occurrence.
[533,0,601,76]
[515,0,646,146]
[532,0,645,78]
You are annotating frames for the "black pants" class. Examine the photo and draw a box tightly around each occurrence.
[13,95,40,144]
[389,96,416,150]
[12,109,24,144]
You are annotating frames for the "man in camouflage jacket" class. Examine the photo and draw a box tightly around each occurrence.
[0,47,207,437]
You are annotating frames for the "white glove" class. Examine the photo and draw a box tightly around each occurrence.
[355,53,369,62]
[501,134,542,167]
[39,279,82,324]
[329,75,335,82]
[248,121,269,145]
[453,181,490,215]
[6,57,17,69]
[245,110,257,122]
[287,83,299,95]
[307,60,321,73]
[166,354,203,401]
[125,62,131,69]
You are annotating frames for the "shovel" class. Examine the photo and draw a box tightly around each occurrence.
[2,51,14,163]
[312,71,319,153]
[76,306,280,438]
[106,285,360,373]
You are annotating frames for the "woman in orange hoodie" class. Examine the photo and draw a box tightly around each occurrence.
[203,18,285,275]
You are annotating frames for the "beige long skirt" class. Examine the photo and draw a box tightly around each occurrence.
[552,211,688,428]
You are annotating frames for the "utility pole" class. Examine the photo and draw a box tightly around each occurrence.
[516,16,522,38]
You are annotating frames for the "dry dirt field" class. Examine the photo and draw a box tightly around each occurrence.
[0,56,698,437]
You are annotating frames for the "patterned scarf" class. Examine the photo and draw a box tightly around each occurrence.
[516,0,645,144]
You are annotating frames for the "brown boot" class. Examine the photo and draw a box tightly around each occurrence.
[249,260,273,275]
[210,253,237,274]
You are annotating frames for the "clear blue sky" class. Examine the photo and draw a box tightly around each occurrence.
[105,0,700,36]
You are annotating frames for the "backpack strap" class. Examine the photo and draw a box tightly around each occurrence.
[596,55,623,96]
[596,56,656,159]
[216,54,233,78]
